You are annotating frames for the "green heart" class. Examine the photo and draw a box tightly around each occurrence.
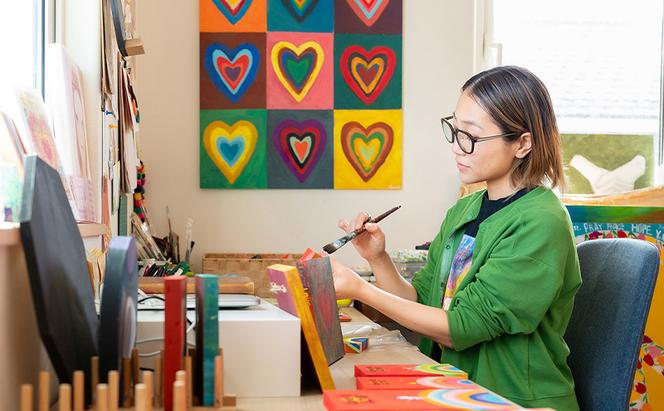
[351,131,385,173]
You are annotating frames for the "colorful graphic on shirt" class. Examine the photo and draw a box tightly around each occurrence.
[443,234,475,310]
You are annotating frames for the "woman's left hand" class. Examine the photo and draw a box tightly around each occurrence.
[329,257,369,301]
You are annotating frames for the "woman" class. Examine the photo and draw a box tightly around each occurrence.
[332,66,581,410]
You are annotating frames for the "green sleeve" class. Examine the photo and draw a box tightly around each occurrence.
[411,224,445,305]
[447,213,570,351]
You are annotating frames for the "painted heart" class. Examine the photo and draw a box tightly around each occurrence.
[341,45,395,105]
[205,43,259,103]
[272,119,326,183]
[203,120,258,184]
[211,0,252,25]
[341,121,393,182]
[271,41,324,102]
[280,0,319,22]
[346,0,389,27]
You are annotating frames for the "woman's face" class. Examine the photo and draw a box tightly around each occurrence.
[451,91,522,188]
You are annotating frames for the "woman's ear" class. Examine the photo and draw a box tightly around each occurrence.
[515,132,532,159]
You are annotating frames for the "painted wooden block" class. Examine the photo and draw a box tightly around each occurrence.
[323,389,522,410]
[164,276,186,411]
[356,376,480,391]
[195,274,219,406]
[354,364,467,379]
[343,337,368,353]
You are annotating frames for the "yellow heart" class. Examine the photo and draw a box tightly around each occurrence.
[271,41,324,102]
[203,120,257,184]
[353,138,381,170]
[350,56,385,95]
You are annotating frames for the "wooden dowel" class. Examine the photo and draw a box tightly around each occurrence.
[39,370,49,411]
[91,356,99,405]
[142,370,154,411]
[134,383,146,411]
[173,381,186,411]
[184,356,193,408]
[107,370,119,411]
[20,384,32,411]
[96,384,108,411]
[154,352,162,408]
[132,348,140,387]
[122,357,132,407]
[73,371,84,411]
[214,354,223,408]
[58,384,71,411]
[175,370,186,384]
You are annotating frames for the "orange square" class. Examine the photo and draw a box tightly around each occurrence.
[200,0,267,33]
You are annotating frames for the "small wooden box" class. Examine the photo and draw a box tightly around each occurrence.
[202,253,301,298]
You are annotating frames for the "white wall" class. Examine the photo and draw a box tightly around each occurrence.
[135,0,475,271]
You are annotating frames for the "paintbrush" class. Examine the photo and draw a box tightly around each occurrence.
[323,205,401,254]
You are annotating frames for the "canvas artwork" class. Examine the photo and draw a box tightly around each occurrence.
[199,0,402,189]
[12,86,61,171]
[566,205,664,410]
[46,44,96,222]
[296,256,345,365]
[267,263,335,390]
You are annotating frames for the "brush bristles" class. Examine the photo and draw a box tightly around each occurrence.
[322,243,339,254]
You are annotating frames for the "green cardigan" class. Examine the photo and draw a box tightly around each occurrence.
[411,187,581,410]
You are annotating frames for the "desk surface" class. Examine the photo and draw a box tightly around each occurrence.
[237,307,432,411]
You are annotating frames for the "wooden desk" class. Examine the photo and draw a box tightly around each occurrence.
[237,307,432,411]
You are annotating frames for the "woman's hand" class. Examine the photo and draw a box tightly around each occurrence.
[330,257,369,301]
[337,212,387,262]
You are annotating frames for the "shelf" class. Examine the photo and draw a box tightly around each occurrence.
[0,222,108,247]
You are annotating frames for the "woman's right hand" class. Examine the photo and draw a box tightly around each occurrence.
[337,212,387,262]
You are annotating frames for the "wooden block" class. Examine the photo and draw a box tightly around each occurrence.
[354,364,467,378]
[195,274,219,406]
[138,276,254,295]
[20,384,32,411]
[39,370,49,411]
[343,337,369,353]
[73,371,84,411]
[164,276,186,411]
[124,38,145,56]
[58,384,71,411]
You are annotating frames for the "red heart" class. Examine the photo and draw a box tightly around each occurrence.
[346,0,390,27]
[340,45,396,105]
[216,54,250,91]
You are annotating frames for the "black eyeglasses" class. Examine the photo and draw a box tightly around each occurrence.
[440,115,517,154]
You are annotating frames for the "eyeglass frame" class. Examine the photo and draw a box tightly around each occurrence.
[440,115,518,154]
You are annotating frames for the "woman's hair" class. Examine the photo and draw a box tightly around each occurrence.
[462,65,565,191]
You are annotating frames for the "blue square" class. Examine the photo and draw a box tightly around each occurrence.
[268,0,334,32]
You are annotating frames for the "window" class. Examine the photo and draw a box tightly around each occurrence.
[487,0,663,195]
[0,0,54,94]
